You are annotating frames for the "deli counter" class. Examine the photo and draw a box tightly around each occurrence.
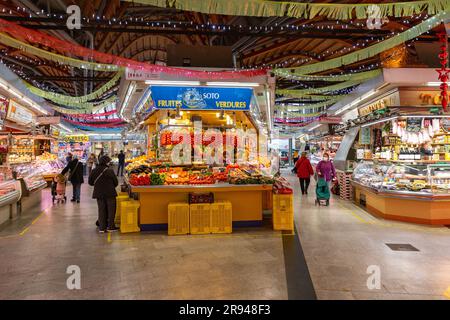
[351,161,450,225]
[0,168,22,225]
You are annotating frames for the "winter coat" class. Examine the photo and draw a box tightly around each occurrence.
[62,159,84,184]
[118,153,125,165]
[88,164,118,199]
[316,160,336,182]
[295,157,314,179]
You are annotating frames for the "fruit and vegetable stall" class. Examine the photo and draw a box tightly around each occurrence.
[124,156,291,230]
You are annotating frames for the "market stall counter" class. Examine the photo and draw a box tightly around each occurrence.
[351,161,450,225]
[0,178,22,225]
[129,183,273,230]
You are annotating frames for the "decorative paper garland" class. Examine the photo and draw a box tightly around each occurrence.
[0,32,119,72]
[125,0,450,20]
[63,118,126,127]
[46,95,117,109]
[25,71,122,104]
[0,18,267,79]
[275,69,382,81]
[277,80,362,97]
[50,96,117,114]
[276,100,338,111]
[275,12,449,75]
[62,121,124,132]
[277,94,347,102]
[68,110,118,119]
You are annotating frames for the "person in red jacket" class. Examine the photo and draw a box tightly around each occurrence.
[294,152,314,195]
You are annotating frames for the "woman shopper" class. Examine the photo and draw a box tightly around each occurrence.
[87,153,98,176]
[89,155,119,233]
[294,152,314,195]
[61,156,84,203]
[316,152,336,187]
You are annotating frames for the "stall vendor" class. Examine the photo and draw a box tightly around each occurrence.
[420,143,433,159]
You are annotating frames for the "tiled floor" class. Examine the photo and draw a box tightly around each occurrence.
[0,171,449,300]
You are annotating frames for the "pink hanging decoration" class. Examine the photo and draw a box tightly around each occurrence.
[0,18,268,80]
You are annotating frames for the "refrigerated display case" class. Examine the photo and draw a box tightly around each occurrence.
[351,161,450,225]
[0,174,21,226]
[11,162,47,213]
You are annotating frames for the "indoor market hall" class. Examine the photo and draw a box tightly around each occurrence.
[0,0,450,308]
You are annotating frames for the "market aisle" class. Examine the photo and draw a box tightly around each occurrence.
[285,169,450,300]
[0,182,290,300]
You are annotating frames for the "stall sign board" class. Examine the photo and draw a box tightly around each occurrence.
[359,127,371,145]
[443,118,450,133]
[0,95,8,127]
[6,100,33,125]
[64,135,90,143]
[37,116,60,125]
[0,95,8,120]
[320,116,342,124]
[358,92,399,116]
[125,68,161,81]
[151,86,252,111]
[406,118,422,132]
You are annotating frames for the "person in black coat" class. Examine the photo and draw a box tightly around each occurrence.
[89,155,119,233]
[117,150,125,176]
[61,157,84,203]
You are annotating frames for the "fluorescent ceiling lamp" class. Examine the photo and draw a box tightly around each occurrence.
[361,116,398,128]
[205,82,260,87]
[120,82,136,119]
[145,80,201,86]
[0,79,48,115]
[335,89,377,115]
[308,124,321,132]
[58,123,73,133]
[426,82,447,86]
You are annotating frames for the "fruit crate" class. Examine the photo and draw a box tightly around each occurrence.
[120,200,140,233]
[190,203,211,235]
[272,194,294,231]
[210,201,232,234]
[168,202,190,236]
[336,170,353,201]
[115,194,130,227]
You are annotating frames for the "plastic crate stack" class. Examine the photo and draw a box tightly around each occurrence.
[167,201,232,235]
[336,170,353,201]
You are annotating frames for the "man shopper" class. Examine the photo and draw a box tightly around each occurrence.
[117,150,125,176]
[61,156,84,203]
[89,155,119,233]
[294,152,314,195]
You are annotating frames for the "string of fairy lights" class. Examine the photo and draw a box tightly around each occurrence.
[0,5,431,31]
[0,3,438,124]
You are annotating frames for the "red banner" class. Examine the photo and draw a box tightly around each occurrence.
[0,18,267,80]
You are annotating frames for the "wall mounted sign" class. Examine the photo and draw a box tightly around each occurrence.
[358,92,399,117]
[37,116,61,125]
[6,100,33,125]
[0,95,8,127]
[63,135,89,143]
[125,68,161,81]
[442,118,450,132]
[319,116,342,124]
[406,118,422,132]
[359,127,372,145]
[151,86,253,111]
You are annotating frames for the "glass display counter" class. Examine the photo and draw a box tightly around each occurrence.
[12,163,47,193]
[0,177,21,226]
[351,161,450,225]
